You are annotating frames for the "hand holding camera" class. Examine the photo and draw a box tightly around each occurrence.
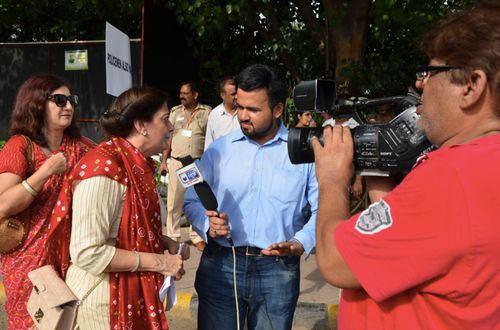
[311,125,355,191]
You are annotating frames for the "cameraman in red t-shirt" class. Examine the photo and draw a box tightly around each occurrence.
[313,2,500,329]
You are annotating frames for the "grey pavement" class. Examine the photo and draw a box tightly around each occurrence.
[168,226,340,330]
[0,227,340,330]
[0,276,5,329]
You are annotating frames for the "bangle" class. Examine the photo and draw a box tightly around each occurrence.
[21,180,38,196]
[131,250,141,272]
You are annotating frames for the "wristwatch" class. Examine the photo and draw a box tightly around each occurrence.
[288,238,305,255]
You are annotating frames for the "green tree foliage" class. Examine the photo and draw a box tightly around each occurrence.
[0,0,474,98]
[0,0,142,41]
[347,0,474,96]
[163,0,474,97]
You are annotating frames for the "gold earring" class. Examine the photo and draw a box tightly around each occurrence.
[142,130,148,136]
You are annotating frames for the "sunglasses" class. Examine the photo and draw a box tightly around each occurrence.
[48,94,79,107]
[415,65,460,81]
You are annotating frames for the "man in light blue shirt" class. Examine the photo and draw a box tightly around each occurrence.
[184,64,318,330]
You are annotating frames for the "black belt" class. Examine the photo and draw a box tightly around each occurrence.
[207,240,263,257]
[172,156,199,162]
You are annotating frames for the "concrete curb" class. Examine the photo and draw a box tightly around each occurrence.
[0,282,4,305]
[168,291,339,330]
[0,284,339,329]
[0,282,6,329]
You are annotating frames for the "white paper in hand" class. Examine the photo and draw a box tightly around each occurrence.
[159,276,177,311]
[159,243,184,310]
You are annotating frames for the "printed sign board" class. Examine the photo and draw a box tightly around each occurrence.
[105,22,132,96]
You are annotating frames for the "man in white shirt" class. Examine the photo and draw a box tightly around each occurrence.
[204,77,239,149]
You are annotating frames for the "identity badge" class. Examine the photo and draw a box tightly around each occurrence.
[182,129,192,138]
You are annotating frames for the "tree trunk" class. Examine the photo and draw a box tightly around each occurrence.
[323,0,371,82]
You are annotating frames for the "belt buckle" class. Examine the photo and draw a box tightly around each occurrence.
[245,246,261,257]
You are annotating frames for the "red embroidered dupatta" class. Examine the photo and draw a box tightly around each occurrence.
[48,137,167,330]
[0,135,93,330]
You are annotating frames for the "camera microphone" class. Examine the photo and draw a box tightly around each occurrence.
[177,156,234,246]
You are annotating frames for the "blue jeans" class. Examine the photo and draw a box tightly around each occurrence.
[195,242,300,330]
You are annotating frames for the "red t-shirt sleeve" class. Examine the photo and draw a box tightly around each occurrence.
[335,159,470,302]
[0,135,32,178]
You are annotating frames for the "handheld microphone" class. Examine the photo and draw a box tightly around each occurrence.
[178,156,233,246]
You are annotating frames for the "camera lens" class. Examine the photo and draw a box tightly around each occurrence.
[288,127,323,164]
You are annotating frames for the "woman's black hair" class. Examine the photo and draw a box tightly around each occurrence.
[100,86,168,139]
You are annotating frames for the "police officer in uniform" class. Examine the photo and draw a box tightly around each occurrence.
[161,81,211,251]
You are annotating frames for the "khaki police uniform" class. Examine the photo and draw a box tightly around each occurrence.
[166,103,211,243]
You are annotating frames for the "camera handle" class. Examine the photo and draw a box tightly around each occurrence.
[332,96,407,124]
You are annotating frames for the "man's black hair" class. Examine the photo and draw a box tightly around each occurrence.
[219,76,235,92]
[180,81,200,94]
[234,64,286,110]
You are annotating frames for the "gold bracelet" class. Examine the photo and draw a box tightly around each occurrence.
[21,180,38,197]
[131,250,141,272]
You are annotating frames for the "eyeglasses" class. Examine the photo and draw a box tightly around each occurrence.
[48,94,79,107]
[415,65,460,81]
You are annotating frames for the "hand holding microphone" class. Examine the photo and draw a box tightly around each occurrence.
[206,211,231,238]
[177,156,234,246]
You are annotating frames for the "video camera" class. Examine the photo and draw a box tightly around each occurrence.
[288,79,433,176]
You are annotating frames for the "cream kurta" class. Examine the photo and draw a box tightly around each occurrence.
[66,176,166,330]
[66,176,168,329]
[65,176,124,329]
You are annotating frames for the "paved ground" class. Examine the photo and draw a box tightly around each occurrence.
[0,281,5,329]
[0,225,341,330]
[167,226,341,330]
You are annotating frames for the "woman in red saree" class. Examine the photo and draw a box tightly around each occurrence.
[0,74,94,329]
[48,86,184,330]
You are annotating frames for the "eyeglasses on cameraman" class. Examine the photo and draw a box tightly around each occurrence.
[415,65,461,81]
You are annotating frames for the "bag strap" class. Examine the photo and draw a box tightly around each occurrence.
[76,275,104,306]
[20,135,35,176]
